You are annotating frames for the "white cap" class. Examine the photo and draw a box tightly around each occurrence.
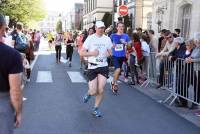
[95,21,105,28]
[174,37,184,44]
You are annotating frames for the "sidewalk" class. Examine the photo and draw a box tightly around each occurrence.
[117,75,200,128]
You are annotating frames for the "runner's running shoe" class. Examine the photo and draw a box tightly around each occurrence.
[83,94,91,103]
[69,63,72,67]
[110,81,118,94]
[92,107,102,117]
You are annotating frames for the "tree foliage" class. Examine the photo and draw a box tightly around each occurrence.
[0,0,46,27]
[56,20,62,33]
[123,15,131,28]
[102,12,112,28]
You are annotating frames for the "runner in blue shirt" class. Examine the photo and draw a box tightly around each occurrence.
[110,22,131,93]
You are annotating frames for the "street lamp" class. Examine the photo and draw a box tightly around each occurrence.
[156,6,167,32]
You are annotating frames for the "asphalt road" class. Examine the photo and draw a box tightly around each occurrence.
[15,47,200,134]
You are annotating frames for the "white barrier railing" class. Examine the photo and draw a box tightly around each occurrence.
[141,52,200,106]
[163,58,200,105]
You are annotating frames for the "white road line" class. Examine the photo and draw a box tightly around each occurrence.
[30,52,39,70]
[67,71,87,83]
[36,71,53,83]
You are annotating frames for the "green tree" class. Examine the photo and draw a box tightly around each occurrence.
[0,0,46,27]
[56,20,62,33]
[123,15,131,31]
[102,12,112,28]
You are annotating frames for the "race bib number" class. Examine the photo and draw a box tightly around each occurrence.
[115,44,124,51]
[95,57,104,63]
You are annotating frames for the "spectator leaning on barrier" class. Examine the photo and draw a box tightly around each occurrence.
[183,39,195,108]
[168,37,186,61]
[168,37,187,107]
[185,32,200,111]
[184,39,194,58]
[156,31,176,88]
[0,14,23,134]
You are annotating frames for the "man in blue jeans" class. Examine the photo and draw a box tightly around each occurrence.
[110,22,131,93]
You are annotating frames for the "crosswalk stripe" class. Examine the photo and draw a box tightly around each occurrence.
[67,71,121,84]
[36,71,53,83]
[67,71,87,83]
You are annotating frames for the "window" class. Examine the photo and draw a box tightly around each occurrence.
[181,4,192,39]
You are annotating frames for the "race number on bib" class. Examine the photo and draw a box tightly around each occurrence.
[95,57,104,63]
[115,44,124,51]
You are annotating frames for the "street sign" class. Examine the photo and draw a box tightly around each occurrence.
[118,5,128,16]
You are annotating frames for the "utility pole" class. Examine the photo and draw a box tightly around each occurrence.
[112,0,115,27]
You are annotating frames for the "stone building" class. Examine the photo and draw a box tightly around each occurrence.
[152,0,200,39]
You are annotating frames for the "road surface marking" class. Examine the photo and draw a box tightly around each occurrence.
[67,71,87,83]
[36,71,53,83]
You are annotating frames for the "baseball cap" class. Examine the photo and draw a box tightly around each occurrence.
[0,14,6,25]
[95,21,105,28]
[174,37,184,44]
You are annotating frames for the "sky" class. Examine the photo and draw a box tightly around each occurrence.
[43,0,84,12]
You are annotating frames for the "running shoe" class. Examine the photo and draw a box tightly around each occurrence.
[92,107,102,117]
[69,63,72,67]
[110,81,118,93]
[83,94,91,103]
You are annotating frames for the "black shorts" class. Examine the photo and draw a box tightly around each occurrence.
[87,66,109,81]
[48,40,52,43]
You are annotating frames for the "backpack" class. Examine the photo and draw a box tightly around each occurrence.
[15,33,28,53]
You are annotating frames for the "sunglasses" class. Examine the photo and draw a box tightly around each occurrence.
[165,36,173,40]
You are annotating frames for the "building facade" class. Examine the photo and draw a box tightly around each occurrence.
[38,11,58,33]
[74,3,84,30]
[135,0,153,30]
[152,0,200,39]
[83,0,113,29]
[83,0,152,30]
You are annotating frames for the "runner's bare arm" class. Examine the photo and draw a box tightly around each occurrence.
[9,73,23,116]
[80,48,99,57]
[107,49,112,57]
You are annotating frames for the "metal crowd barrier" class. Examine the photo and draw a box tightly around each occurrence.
[140,52,159,87]
[140,52,200,106]
[163,58,200,105]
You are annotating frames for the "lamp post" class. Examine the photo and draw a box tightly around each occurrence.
[112,0,117,28]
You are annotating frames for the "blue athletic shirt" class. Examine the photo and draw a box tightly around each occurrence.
[110,33,131,57]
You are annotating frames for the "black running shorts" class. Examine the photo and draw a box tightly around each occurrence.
[87,66,109,81]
